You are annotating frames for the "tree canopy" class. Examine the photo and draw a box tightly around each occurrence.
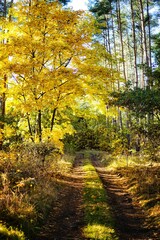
[0,0,117,149]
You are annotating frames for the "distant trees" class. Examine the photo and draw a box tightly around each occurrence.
[88,0,160,157]
[89,0,160,87]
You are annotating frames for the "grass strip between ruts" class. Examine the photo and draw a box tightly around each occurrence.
[83,158,118,240]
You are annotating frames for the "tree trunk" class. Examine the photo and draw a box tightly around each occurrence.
[131,0,139,88]
[140,22,145,88]
[146,0,153,88]
[50,108,57,131]
[116,0,127,82]
[27,114,34,142]
[139,0,149,87]
[38,110,42,142]
[0,74,7,150]
[147,0,152,68]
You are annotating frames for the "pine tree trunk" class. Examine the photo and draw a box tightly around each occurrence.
[140,23,145,88]
[139,0,149,87]
[131,0,139,87]
[146,0,153,88]
[115,0,125,130]
[147,0,152,68]
[116,0,127,82]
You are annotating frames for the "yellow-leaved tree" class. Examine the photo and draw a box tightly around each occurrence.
[1,0,118,149]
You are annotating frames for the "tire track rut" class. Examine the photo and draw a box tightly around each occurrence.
[90,153,156,240]
[35,155,85,240]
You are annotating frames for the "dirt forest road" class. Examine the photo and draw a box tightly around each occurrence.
[35,153,158,240]
[36,155,85,240]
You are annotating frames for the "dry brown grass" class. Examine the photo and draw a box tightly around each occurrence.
[0,144,74,239]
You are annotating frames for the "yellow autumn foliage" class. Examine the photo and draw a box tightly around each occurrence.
[0,0,118,145]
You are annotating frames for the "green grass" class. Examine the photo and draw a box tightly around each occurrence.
[0,223,25,240]
[83,159,118,240]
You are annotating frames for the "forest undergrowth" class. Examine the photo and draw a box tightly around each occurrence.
[0,143,74,239]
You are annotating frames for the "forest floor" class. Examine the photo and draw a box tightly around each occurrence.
[35,152,159,240]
